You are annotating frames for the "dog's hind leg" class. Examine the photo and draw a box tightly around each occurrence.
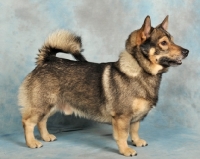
[37,110,57,142]
[22,114,43,148]
[130,121,148,147]
[112,116,137,157]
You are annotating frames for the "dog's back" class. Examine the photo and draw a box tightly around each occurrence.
[18,16,189,157]
[19,53,117,122]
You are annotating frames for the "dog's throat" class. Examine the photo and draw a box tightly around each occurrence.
[134,49,167,75]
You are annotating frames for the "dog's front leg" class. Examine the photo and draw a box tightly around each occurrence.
[112,116,137,156]
[130,121,148,147]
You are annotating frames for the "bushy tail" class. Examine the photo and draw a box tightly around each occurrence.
[36,30,87,66]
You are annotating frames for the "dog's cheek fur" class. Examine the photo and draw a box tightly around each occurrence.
[158,56,172,67]
[140,39,151,57]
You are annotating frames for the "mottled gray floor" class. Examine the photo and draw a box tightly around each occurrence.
[0,124,199,159]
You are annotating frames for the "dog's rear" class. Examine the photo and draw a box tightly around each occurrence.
[18,16,189,157]
[19,30,87,114]
[18,30,87,148]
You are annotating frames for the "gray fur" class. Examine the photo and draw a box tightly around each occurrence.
[18,16,189,156]
[36,30,86,66]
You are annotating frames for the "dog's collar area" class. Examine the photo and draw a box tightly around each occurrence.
[132,48,163,75]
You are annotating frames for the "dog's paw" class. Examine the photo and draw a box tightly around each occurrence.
[120,147,137,157]
[27,139,43,148]
[42,134,57,142]
[132,139,148,147]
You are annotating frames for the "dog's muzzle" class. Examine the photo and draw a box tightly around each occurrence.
[181,48,189,58]
[159,56,182,67]
[159,48,189,67]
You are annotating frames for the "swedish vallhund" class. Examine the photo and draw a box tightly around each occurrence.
[18,16,189,156]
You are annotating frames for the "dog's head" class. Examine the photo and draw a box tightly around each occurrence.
[126,16,189,68]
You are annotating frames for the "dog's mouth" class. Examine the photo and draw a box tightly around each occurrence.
[159,56,183,67]
[169,59,182,66]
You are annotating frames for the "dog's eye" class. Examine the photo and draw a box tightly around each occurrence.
[161,41,167,45]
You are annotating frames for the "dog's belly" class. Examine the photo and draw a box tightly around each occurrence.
[58,99,153,124]
[59,103,112,123]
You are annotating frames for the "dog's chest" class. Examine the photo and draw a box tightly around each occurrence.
[134,74,161,104]
[131,98,152,122]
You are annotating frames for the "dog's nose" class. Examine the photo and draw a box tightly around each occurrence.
[182,49,189,57]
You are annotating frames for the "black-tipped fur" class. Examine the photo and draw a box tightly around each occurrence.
[36,30,87,66]
[18,16,189,157]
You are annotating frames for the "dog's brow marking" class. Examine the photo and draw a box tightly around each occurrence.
[159,36,169,51]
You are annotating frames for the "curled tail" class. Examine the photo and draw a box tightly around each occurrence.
[36,30,87,66]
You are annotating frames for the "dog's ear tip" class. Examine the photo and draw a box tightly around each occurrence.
[163,15,169,22]
[145,15,151,20]
[144,16,151,25]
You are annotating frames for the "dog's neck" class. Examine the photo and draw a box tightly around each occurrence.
[117,50,142,78]
[132,46,168,75]
[117,50,162,105]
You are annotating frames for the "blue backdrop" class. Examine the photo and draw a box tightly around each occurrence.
[0,0,200,158]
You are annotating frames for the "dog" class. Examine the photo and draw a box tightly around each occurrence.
[18,16,189,157]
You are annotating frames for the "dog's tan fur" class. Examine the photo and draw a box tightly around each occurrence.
[18,16,189,156]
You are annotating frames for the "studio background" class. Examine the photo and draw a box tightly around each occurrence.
[0,0,200,158]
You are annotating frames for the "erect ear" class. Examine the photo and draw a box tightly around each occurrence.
[157,15,169,30]
[141,16,151,39]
